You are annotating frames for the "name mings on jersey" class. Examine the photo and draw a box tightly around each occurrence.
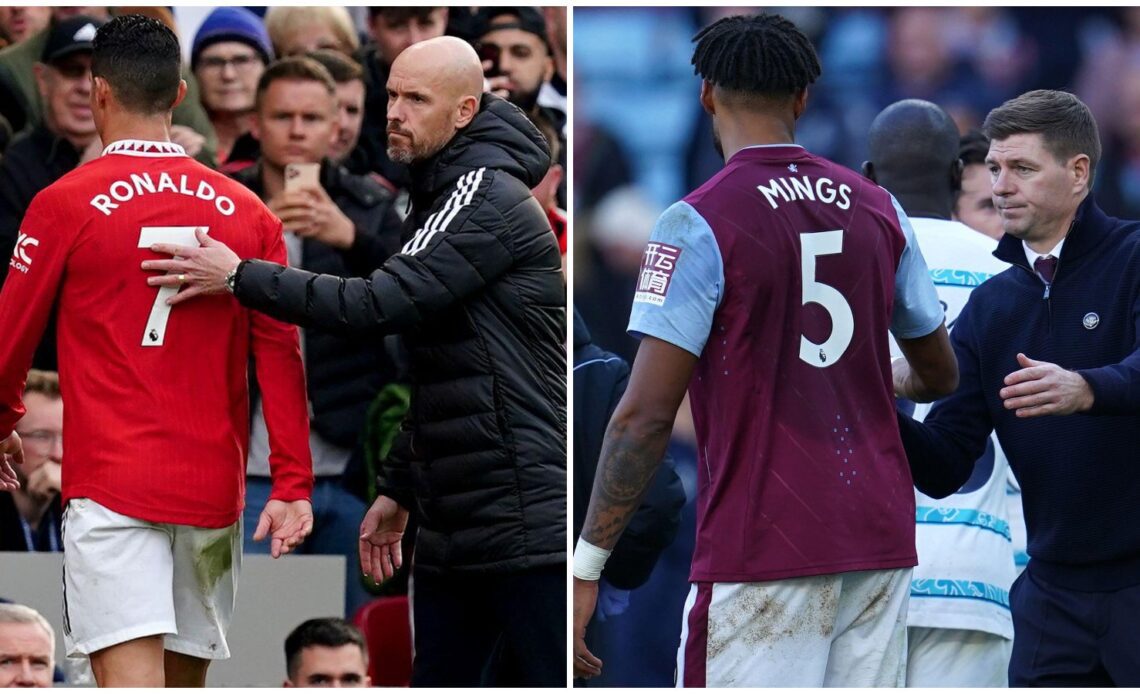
[758,175,852,211]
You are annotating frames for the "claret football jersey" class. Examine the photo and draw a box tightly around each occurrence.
[630,144,944,582]
[0,139,312,528]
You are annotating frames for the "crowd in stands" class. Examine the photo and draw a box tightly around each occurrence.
[0,5,565,686]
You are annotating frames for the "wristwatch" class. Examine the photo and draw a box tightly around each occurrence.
[224,264,240,294]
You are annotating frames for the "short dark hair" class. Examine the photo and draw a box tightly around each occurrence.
[959,130,990,168]
[368,7,443,23]
[92,14,182,114]
[254,56,337,112]
[982,90,1101,186]
[24,370,60,399]
[691,13,821,101]
[285,618,367,679]
[306,49,362,85]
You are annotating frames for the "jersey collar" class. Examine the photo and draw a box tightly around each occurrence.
[102,139,188,158]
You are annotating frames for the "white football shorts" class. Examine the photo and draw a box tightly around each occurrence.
[906,626,1011,687]
[678,568,911,687]
[61,497,241,660]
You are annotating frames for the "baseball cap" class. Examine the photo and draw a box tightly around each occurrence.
[191,6,273,71]
[41,15,104,64]
[474,7,549,50]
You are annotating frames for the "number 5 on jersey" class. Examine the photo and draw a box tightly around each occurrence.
[137,226,208,347]
[799,230,854,368]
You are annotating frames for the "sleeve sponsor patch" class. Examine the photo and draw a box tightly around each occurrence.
[634,242,682,307]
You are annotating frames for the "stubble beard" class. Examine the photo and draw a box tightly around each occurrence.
[387,132,447,166]
[387,143,415,165]
[711,122,724,161]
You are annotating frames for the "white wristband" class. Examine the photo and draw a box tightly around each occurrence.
[572,537,612,581]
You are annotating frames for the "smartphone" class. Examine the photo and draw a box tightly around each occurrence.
[284,162,321,192]
[477,42,501,78]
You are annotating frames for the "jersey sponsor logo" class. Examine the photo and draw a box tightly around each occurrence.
[8,232,39,274]
[89,172,236,217]
[634,242,682,307]
[757,175,851,211]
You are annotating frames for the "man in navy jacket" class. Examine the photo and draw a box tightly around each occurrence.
[896,89,1140,686]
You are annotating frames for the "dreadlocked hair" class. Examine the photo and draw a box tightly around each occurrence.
[691,14,821,97]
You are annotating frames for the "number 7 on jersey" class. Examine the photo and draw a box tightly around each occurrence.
[137,226,208,347]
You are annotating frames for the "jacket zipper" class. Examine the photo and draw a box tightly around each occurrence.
[1016,262,1053,332]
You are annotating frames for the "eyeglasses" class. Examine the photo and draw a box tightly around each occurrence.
[198,54,262,73]
[16,430,62,447]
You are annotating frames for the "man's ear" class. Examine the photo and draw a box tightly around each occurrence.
[33,63,48,102]
[328,102,341,147]
[699,80,715,116]
[549,162,564,192]
[92,75,110,110]
[862,160,876,183]
[170,79,187,110]
[455,94,479,129]
[249,111,262,142]
[792,88,808,119]
[542,54,554,83]
[1070,153,1091,193]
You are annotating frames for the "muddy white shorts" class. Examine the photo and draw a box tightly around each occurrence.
[61,497,241,660]
[677,568,912,687]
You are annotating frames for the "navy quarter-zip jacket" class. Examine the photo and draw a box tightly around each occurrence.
[899,195,1140,591]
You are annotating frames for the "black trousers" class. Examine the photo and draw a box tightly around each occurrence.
[411,563,566,687]
[1010,565,1140,686]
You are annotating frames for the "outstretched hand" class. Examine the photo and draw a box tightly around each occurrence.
[358,495,409,583]
[253,498,314,558]
[0,431,21,491]
[1000,352,1094,417]
[141,227,241,306]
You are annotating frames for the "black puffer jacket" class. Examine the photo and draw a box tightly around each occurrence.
[232,160,403,450]
[234,94,566,574]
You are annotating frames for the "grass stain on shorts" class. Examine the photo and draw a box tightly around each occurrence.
[195,525,236,594]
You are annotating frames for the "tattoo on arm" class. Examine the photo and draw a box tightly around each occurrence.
[581,417,672,550]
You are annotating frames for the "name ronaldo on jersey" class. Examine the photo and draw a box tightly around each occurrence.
[89,171,237,217]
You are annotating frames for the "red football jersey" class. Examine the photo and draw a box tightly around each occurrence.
[0,139,313,528]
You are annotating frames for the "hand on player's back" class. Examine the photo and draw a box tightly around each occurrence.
[141,227,242,305]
